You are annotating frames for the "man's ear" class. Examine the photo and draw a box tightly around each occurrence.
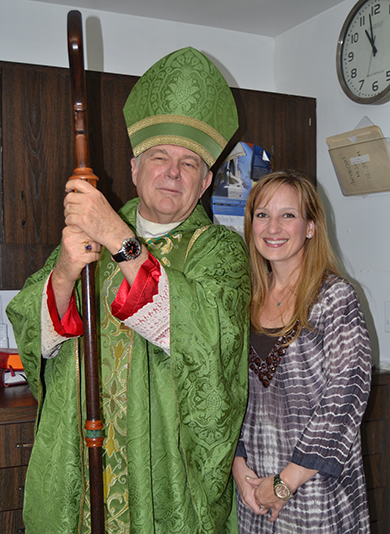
[131,158,138,186]
[200,171,213,197]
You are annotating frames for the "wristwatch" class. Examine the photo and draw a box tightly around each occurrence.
[273,474,294,501]
[112,237,142,262]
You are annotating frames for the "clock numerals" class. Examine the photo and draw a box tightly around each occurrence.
[350,32,360,44]
[371,3,381,15]
[337,0,390,103]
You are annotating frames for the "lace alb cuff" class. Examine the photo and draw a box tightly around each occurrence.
[122,266,170,354]
[41,275,74,359]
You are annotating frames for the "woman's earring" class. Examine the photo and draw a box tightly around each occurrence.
[307,233,312,239]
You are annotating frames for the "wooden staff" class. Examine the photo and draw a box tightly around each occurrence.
[67,10,105,533]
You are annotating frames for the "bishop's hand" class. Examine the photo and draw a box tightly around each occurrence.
[64,178,132,255]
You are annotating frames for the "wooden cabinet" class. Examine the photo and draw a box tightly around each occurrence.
[361,368,390,534]
[0,386,37,533]
[0,60,316,290]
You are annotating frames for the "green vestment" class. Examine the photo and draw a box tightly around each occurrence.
[7,200,250,534]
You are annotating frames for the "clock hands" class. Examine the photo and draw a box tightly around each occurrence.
[337,0,390,104]
[365,14,378,56]
[365,29,378,55]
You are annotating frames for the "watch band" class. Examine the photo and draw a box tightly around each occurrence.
[273,473,294,501]
[112,237,142,262]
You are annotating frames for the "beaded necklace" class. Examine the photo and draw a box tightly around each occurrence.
[249,322,298,388]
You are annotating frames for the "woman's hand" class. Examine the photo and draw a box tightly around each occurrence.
[245,463,319,522]
[246,475,288,522]
[232,457,267,515]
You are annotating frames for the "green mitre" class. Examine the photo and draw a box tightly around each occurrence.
[123,47,238,167]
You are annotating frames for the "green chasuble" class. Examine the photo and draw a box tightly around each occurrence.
[6,200,251,534]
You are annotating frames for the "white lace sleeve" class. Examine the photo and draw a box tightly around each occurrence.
[122,266,170,354]
[41,274,78,359]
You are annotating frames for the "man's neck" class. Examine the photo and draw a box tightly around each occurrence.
[136,209,183,238]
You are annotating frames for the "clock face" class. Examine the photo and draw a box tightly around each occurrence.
[337,0,390,104]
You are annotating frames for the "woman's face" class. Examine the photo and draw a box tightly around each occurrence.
[252,184,314,271]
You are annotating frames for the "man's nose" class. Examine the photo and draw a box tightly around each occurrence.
[165,161,180,179]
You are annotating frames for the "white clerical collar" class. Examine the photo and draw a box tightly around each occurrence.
[136,208,183,238]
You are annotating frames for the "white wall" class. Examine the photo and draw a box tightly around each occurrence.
[0,0,274,90]
[275,0,390,366]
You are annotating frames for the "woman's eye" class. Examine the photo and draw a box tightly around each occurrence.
[283,213,295,218]
[255,212,267,218]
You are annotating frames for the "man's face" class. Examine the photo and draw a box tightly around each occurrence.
[131,145,213,224]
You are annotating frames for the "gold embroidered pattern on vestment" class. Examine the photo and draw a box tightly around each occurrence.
[147,234,183,267]
[184,226,211,263]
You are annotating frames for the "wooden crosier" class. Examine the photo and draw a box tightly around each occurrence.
[67,10,104,533]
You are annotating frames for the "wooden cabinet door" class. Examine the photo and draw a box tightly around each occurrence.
[0,62,74,288]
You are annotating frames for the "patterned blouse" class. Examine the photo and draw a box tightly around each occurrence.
[237,276,372,533]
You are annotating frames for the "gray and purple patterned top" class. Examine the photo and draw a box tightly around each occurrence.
[237,276,372,533]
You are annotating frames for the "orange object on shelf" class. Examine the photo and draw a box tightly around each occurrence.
[0,349,23,370]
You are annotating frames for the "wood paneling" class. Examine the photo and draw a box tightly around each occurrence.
[361,369,390,534]
[230,88,316,177]
[0,386,37,533]
[0,509,25,534]
[0,421,34,468]
[1,64,74,246]
[0,466,28,512]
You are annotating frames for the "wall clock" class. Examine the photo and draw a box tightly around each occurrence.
[336,0,390,104]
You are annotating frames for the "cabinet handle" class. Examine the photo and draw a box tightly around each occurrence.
[16,442,33,449]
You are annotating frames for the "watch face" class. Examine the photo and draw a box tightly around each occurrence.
[337,0,390,104]
[123,238,141,259]
[275,484,290,499]
[275,485,289,499]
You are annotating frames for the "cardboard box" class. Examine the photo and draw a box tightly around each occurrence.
[326,125,390,196]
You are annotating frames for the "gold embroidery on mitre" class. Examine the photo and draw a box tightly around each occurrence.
[127,114,227,149]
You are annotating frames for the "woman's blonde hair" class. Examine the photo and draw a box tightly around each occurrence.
[244,170,341,338]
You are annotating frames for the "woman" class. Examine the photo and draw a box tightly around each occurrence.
[233,170,371,533]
